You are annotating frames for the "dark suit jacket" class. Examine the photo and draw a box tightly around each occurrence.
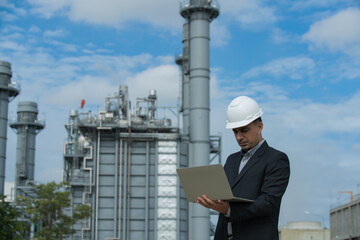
[214,141,290,240]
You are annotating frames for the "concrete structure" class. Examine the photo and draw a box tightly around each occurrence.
[0,60,19,195]
[9,101,45,198]
[279,221,330,240]
[330,194,360,240]
[179,1,219,239]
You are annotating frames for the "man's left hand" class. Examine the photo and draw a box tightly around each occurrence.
[196,195,229,214]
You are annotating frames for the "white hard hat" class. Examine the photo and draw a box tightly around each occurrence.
[226,96,263,129]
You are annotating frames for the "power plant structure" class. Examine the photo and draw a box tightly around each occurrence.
[62,84,221,239]
[0,60,20,195]
[62,1,220,239]
[1,0,221,238]
[9,101,45,198]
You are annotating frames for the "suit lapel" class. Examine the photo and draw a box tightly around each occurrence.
[228,153,242,186]
[231,141,268,188]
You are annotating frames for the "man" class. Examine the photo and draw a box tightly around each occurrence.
[197,96,290,240]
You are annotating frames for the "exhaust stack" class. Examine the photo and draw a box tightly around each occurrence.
[0,61,19,195]
[179,1,219,239]
[10,101,45,197]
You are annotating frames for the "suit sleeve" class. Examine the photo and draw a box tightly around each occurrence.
[229,152,290,222]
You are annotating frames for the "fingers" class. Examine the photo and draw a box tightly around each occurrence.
[196,195,230,214]
[197,195,221,209]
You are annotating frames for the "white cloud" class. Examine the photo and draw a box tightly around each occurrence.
[0,0,26,21]
[302,7,360,55]
[271,28,297,44]
[27,0,71,18]
[265,92,360,136]
[27,0,182,29]
[125,64,180,105]
[43,75,116,106]
[221,0,277,30]
[211,21,231,47]
[43,29,68,38]
[28,25,41,33]
[241,56,315,80]
[0,41,27,52]
[290,0,338,10]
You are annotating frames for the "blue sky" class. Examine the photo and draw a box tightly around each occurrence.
[2,0,360,227]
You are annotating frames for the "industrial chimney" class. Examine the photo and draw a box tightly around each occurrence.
[179,0,219,239]
[10,101,45,198]
[0,61,19,195]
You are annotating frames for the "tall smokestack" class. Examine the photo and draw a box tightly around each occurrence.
[180,1,219,239]
[0,61,19,195]
[10,101,45,197]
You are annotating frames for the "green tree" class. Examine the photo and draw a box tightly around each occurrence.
[21,181,91,240]
[0,195,29,240]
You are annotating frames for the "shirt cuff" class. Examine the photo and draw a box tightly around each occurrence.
[225,206,231,217]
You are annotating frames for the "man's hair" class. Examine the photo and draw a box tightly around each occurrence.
[254,117,262,124]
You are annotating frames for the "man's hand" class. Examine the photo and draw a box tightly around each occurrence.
[196,195,229,214]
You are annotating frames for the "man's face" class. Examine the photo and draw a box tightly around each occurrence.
[232,120,263,152]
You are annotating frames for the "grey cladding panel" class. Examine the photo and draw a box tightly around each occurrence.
[99,175,115,185]
[97,220,113,229]
[129,186,146,197]
[98,186,115,197]
[98,197,114,207]
[130,165,147,175]
[130,176,146,186]
[97,208,115,219]
[99,154,115,164]
[130,154,146,164]
[129,208,146,219]
[99,165,115,175]
[129,231,146,240]
[129,198,146,208]
[129,220,145,230]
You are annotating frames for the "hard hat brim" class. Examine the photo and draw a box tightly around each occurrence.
[225,110,263,129]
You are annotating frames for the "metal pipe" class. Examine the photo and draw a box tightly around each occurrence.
[121,141,128,240]
[95,130,101,240]
[182,23,190,137]
[145,141,149,240]
[176,141,181,240]
[126,141,131,240]
[118,139,123,238]
[91,143,97,240]
[114,133,119,237]
[154,140,159,240]
[82,144,93,239]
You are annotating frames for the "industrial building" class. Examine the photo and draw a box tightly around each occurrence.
[330,194,360,240]
[62,85,221,239]
[279,221,330,240]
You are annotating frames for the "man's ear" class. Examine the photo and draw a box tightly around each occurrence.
[257,122,263,134]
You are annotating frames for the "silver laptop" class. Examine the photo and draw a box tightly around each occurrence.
[176,164,253,203]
